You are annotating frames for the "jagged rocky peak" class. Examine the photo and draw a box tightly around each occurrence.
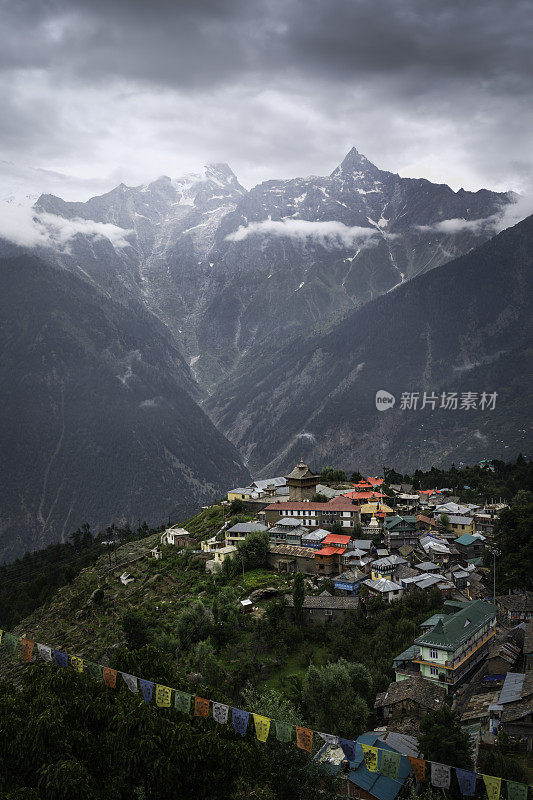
[331,146,388,181]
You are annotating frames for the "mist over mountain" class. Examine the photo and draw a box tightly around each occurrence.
[0,148,527,558]
[31,148,513,390]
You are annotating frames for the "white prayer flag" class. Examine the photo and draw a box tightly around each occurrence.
[121,672,139,693]
[431,762,451,789]
[212,702,229,725]
[37,644,53,662]
[318,732,339,746]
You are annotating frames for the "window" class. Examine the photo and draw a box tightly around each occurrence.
[430,666,439,676]
[430,648,439,659]
[324,609,333,616]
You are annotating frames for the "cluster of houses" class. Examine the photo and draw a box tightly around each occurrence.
[219,463,502,610]
[153,462,531,790]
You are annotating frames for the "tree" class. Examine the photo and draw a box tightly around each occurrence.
[189,638,224,686]
[492,503,533,590]
[301,659,369,736]
[122,610,149,650]
[237,531,270,571]
[230,498,246,514]
[212,586,239,647]
[311,493,329,503]
[419,707,472,768]
[175,600,213,650]
[292,573,305,627]
[350,471,363,482]
[321,467,347,483]
[437,513,450,532]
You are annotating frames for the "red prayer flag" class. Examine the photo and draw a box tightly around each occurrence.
[21,638,34,662]
[102,667,117,688]
[295,726,313,752]
[408,757,426,782]
[194,696,209,717]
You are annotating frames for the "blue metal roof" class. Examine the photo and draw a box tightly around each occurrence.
[347,735,412,800]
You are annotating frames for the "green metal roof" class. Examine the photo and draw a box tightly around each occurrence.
[455,533,478,546]
[384,515,417,530]
[420,614,447,628]
[415,600,497,651]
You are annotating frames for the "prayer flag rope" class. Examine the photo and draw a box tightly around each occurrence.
[0,629,530,794]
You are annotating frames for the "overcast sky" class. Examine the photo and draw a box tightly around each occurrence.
[1,0,532,201]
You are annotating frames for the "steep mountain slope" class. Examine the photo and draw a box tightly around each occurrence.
[34,149,513,390]
[0,253,249,561]
[206,215,533,474]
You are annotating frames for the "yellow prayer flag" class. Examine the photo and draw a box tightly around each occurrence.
[361,744,379,772]
[70,656,84,673]
[155,684,172,708]
[0,630,3,645]
[253,714,271,743]
[483,775,502,800]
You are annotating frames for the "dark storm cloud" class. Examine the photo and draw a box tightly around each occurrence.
[0,0,532,197]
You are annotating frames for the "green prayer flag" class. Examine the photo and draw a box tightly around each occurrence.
[3,632,19,654]
[381,749,401,779]
[274,721,293,743]
[85,661,103,680]
[507,783,527,800]
[174,691,192,714]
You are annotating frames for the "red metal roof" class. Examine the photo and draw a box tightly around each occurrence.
[322,533,351,546]
[315,547,346,556]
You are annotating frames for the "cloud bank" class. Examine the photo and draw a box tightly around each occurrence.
[0,204,133,250]
[414,193,533,236]
[226,218,380,247]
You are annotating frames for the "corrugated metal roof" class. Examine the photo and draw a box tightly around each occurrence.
[498,672,525,704]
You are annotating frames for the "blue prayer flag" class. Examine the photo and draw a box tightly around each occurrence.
[339,738,357,762]
[53,649,68,668]
[456,769,477,796]
[139,678,154,703]
[232,708,249,737]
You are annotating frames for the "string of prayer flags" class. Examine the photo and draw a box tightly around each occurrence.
[318,732,339,747]
[121,673,138,693]
[53,649,68,668]
[361,744,379,772]
[380,749,401,780]
[102,667,117,688]
[483,775,502,800]
[253,714,271,743]
[212,702,229,725]
[431,762,451,789]
[232,708,249,737]
[194,696,209,717]
[174,690,191,714]
[339,738,357,762]
[295,727,313,753]
[155,685,172,708]
[275,721,293,743]
[21,638,34,662]
[86,661,102,681]
[506,782,528,800]
[70,656,84,673]
[408,757,426,782]
[3,632,19,654]
[456,768,477,796]
[139,679,154,704]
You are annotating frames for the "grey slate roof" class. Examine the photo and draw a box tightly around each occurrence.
[227,522,268,534]
[374,676,446,711]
